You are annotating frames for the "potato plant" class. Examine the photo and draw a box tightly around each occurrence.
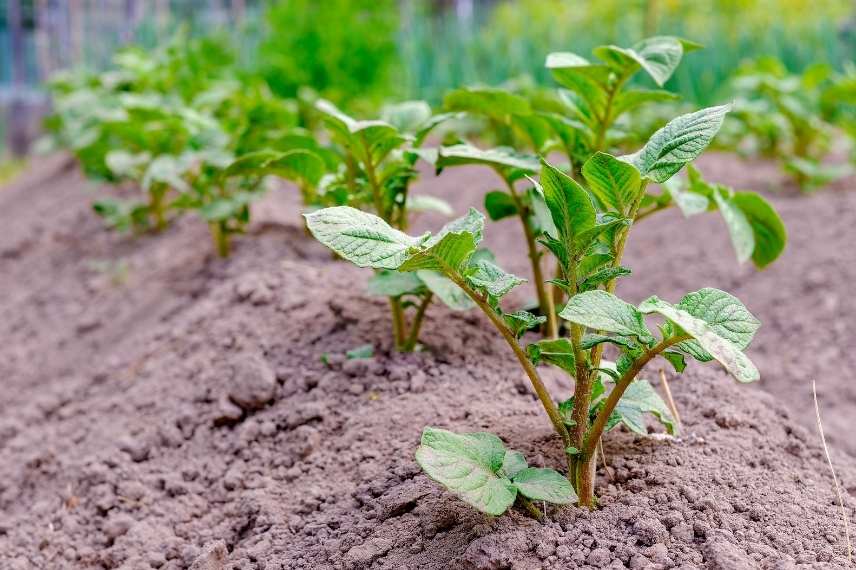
[305,105,767,512]
[724,58,854,192]
[313,99,461,351]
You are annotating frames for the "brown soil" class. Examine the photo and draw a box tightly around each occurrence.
[0,153,854,569]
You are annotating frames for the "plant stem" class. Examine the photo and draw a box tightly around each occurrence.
[583,335,690,457]
[360,135,386,219]
[389,297,406,350]
[503,177,558,338]
[446,272,571,449]
[150,186,167,232]
[210,221,230,258]
[517,495,544,521]
[402,293,433,351]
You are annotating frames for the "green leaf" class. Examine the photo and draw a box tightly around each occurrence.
[512,468,577,505]
[467,260,526,300]
[545,52,610,123]
[436,144,539,173]
[304,206,424,269]
[537,159,596,255]
[731,191,787,269]
[662,176,709,216]
[526,338,576,374]
[713,188,755,264]
[484,191,519,221]
[662,350,687,373]
[264,149,325,186]
[504,311,547,338]
[381,100,432,133]
[367,270,425,298]
[638,294,759,383]
[622,105,730,183]
[594,36,688,87]
[582,152,643,214]
[443,87,531,122]
[346,344,374,359]
[142,155,190,192]
[417,270,474,311]
[611,379,677,435]
[560,290,654,343]
[316,99,405,164]
[500,451,528,479]
[580,334,637,351]
[578,266,632,292]
[406,195,454,216]
[106,150,150,177]
[415,427,516,516]
[676,288,760,351]
[399,209,484,272]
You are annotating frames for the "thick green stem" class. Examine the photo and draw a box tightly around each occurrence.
[517,495,544,521]
[210,222,230,258]
[446,271,571,449]
[150,186,167,232]
[504,177,558,339]
[390,297,406,350]
[360,135,386,220]
[401,293,433,351]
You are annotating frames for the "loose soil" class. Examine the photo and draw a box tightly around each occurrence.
[0,153,854,569]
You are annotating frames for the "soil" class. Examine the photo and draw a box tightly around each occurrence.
[0,152,854,569]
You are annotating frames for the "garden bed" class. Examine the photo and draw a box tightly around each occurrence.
[0,154,854,569]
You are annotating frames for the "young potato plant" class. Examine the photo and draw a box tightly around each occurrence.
[313,99,459,351]
[305,104,765,514]
[725,58,854,192]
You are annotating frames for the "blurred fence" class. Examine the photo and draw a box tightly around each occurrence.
[0,0,257,156]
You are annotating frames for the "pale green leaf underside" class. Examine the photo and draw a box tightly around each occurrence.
[675,288,760,362]
[713,189,755,264]
[418,270,474,311]
[304,206,423,269]
[501,450,528,479]
[639,295,759,382]
[560,290,654,343]
[622,105,730,183]
[437,144,540,173]
[367,270,425,297]
[415,428,515,515]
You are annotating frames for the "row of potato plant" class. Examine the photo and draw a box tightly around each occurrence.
[49,34,789,514]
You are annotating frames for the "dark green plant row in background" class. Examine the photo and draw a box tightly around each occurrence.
[47,32,804,514]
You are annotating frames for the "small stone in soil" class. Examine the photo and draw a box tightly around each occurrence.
[227,354,276,411]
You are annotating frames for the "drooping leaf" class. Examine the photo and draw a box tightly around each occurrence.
[662,176,709,216]
[526,338,576,374]
[484,190,519,221]
[436,144,540,173]
[610,379,677,435]
[594,36,689,87]
[367,270,426,298]
[713,188,755,264]
[415,427,516,516]
[582,152,642,215]
[731,191,787,269]
[511,468,577,505]
[560,290,654,343]
[638,294,759,382]
[417,271,474,311]
[304,206,425,269]
[662,350,687,373]
[622,105,730,183]
[612,89,680,117]
[676,288,761,351]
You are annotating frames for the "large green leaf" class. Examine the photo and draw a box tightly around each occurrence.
[560,290,654,343]
[638,294,759,383]
[537,160,596,256]
[622,105,730,183]
[415,427,516,516]
[582,152,642,215]
[436,144,539,173]
[264,149,325,186]
[511,468,577,504]
[304,206,424,269]
[612,89,679,117]
[731,191,787,269]
[610,379,677,435]
[676,288,760,350]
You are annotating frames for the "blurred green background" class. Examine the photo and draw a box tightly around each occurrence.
[2,0,855,158]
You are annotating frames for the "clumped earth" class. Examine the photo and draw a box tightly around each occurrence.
[0,153,854,569]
